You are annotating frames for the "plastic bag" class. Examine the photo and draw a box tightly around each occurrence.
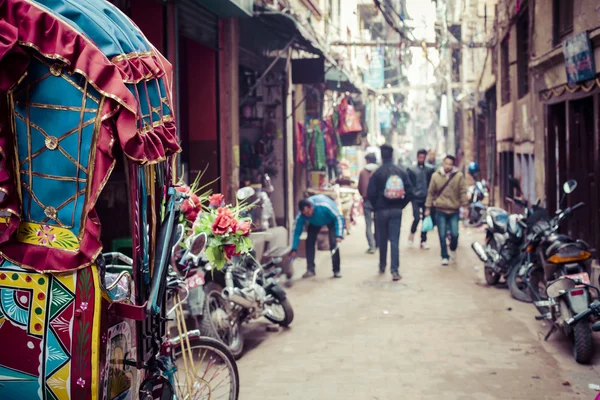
[422,216,434,232]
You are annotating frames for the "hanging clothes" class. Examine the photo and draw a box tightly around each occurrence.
[311,120,326,171]
[323,118,337,162]
[296,122,307,165]
[337,97,363,135]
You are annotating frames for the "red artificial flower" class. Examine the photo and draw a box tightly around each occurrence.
[216,207,233,218]
[234,220,251,236]
[212,212,235,235]
[186,210,199,222]
[181,192,202,222]
[175,185,190,193]
[209,193,225,207]
[224,244,240,259]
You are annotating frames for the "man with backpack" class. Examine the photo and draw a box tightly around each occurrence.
[425,155,468,266]
[367,144,414,281]
[358,152,379,254]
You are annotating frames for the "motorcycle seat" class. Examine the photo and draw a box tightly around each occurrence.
[264,246,292,258]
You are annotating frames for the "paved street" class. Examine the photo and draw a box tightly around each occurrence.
[238,215,600,400]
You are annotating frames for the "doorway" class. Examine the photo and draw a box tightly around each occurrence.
[568,97,598,253]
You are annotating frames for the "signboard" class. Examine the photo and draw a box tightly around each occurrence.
[292,58,325,84]
[364,47,385,89]
[563,32,596,85]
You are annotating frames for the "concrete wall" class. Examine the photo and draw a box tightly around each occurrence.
[530,0,600,204]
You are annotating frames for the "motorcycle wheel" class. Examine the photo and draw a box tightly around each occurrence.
[200,282,245,360]
[264,298,294,327]
[573,321,593,364]
[484,238,501,285]
[508,263,534,303]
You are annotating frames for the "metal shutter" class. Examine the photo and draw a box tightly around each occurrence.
[177,0,218,49]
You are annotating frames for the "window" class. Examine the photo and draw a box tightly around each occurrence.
[553,0,573,45]
[517,7,529,98]
[500,37,510,105]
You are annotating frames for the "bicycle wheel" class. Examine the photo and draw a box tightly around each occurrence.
[172,335,239,400]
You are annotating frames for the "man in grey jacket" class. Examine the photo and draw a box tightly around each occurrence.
[358,153,378,253]
[407,149,434,249]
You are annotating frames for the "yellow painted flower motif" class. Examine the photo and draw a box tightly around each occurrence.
[17,222,80,251]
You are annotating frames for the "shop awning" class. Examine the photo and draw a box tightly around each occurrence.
[326,65,362,94]
[245,7,332,60]
[197,0,253,17]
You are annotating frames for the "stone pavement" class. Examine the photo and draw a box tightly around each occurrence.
[237,213,600,400]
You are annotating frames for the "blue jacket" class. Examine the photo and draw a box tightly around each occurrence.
[291,194,344,250]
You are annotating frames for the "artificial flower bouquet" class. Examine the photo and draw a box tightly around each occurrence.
[175,170,254,270]
[191,200,253,270]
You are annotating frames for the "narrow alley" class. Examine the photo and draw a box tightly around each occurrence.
[238,218,600,400]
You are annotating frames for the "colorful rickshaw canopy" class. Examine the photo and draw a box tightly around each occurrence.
[0,0,181,164]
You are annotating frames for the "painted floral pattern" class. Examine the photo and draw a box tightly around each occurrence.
[37,225,56,245]
[17,222,80,250]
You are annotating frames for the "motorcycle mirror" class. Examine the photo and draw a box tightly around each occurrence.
[189,232,207,256]
[237,186,255,201]
[563,180,578,194]
[546,277,577,298]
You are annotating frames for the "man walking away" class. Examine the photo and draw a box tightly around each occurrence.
[367,144,414,281]
[408,149,434,249]
[358,153,378,254]
[291,195,345,279]
[425,155,468,266]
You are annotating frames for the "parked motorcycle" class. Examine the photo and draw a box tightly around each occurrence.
[465,162,488,227]
[560,278,600,364]
[465,180,488,226]
[471,206,520,285]
[200,252,295,359]
[236,185,294,280]
[471,183,539,292]
[521,180,594,363]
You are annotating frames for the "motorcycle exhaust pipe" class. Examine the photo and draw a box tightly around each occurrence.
[471,242,489,263]
[222,287,254,309]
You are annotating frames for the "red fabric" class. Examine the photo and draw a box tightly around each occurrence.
[337,97,363,135]
[295,122,306,164]
[0,19,28,245]
[323,118,337,160]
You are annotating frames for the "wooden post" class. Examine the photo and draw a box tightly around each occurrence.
[285,48,295,233]
[219,19,240,201]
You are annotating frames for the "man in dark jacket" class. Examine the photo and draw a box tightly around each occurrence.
[367,144,414,281]
[358,153,378,254]
[407,149,434,249]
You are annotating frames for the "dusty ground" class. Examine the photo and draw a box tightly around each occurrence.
[237,214,600,400]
